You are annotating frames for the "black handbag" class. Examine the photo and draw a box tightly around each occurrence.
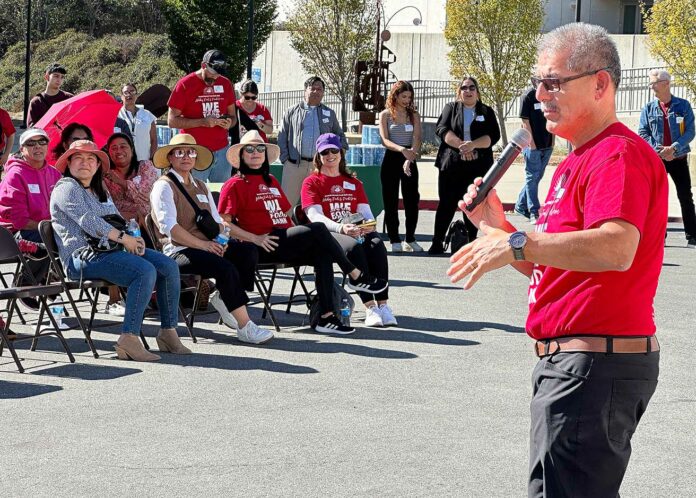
[84,213,127,253]
[444,219,469,255]
[166,172,220,240]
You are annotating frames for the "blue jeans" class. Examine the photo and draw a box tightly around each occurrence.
[67,248,181,333]
[191,146,231,183]
[516,147,553,217]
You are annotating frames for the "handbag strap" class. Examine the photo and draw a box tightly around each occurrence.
[166,172,205,216]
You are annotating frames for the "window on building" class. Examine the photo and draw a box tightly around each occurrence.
[622,1,653,34]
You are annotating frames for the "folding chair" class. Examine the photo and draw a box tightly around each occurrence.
[0,227,74,373]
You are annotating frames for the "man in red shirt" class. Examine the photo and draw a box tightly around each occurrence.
[27,63,74,127]
[448,23,667,497]
[167,49,237,183]
[0,106,16,168]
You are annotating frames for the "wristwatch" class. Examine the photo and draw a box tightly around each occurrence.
[508,231,528,261]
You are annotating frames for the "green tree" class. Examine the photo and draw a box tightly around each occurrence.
[162,0,277,81]
[286,0,378,130]
[445,0,543,144]
[644,0,696,98]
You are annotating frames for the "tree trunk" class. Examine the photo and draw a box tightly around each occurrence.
[495,100,508,145]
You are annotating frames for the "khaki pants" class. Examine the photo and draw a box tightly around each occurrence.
[281,159,314,208]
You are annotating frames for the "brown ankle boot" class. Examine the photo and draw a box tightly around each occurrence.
[114,333,161,362]
[156,328,192,355]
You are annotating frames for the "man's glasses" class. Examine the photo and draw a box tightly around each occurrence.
[24,139,49,147]
[243,95,258,101]
[460,85,477,92]
[648,79,668,88]
[122,90,138,96]
[171,149,198,158]
[243,144,266,154]
[320,148,340,156]
[531,67,609,93]
[69,135,88,143]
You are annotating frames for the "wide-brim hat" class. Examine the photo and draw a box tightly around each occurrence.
[226,130,280,168]
[153,133,213,171]
[54,140,110,174]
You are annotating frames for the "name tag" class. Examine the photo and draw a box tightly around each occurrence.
[196,194,209,203]
[322,118,330,124]
[269,187,280,196]
[28,184,40,194]
[534,103,542,110]
[322,109,331,117]
[343,181,356,191]
[404,124,414,132]
[676,116,684,124]
[213,85,224,93]
[475,115,485,122]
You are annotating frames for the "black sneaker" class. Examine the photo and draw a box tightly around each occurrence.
[687,237,696,249]
[428,240,445,255]
[314,314,355,335]
[346,273,388,294]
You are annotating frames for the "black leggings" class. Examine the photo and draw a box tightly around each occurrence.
[381,149,420,243]
[171,240,258,312]
[260,223,356,314]
[331,232,389,303]
[433,162,491,243]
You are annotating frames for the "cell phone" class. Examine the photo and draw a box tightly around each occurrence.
[359,220,377,228]
[219,114,232,120]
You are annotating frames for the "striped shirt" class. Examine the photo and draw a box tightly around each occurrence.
[386,114,414,147]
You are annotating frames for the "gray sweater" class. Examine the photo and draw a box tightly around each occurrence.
[277,102,348,163]
[50,177,120,267]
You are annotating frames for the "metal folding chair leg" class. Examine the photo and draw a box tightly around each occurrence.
[254,272,280,332]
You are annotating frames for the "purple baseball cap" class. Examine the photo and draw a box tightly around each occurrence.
[315,133,342,153]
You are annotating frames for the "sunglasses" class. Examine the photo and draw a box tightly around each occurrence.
[531,67,609,93]
[243,144,266,154]
[24,139,49,147]
[460,84,477,92]
[319,148,340,156]
[170,149,198,158]
[243,95,258,101]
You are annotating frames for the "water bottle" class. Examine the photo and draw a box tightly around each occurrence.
[214,226,231,245]
[127,218,141,237]
[50,304,65,329]
[340,297,351,325]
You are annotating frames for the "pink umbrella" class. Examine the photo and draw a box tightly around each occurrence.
[35,89,122,153]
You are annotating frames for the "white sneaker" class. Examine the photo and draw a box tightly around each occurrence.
[379,304,398,326]
[364,306,384,327]
[404,241,423,252]
[237,320,274,344]
[391,242,403,253]
[105,301,126,317]
[209,291,238,329]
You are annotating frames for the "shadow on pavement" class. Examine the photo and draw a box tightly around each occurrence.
[156,351,318,373]
[35,363,142,380]
[395,316,525,334]
[386,279,460,290]
[0,379,63,398]
[355,327,480,346]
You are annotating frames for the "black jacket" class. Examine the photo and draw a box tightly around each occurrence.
[434,101,501,171]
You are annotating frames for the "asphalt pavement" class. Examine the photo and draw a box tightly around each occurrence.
[1,211,694,497]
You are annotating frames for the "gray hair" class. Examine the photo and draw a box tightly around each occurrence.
[649,68,671,82]
[538,23,621,88]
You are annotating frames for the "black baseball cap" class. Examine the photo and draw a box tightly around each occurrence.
[202,50,227,72]
[46,63,67,75]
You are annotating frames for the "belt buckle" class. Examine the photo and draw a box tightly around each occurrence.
[535,339,560,358]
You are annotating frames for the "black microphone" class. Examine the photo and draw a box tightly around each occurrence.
[465,128,532,211]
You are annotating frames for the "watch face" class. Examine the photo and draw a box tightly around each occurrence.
[510,231,527,249]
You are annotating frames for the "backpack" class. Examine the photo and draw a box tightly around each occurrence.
[308,281,355,328]
[444,219,468,255]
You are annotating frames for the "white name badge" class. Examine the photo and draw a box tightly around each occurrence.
[404,124,414,132]
[269,187,280,196]
[322,109,331,117]
[28,184,40,194]
[676,116,684,124]
[213,85,224,93]
[322,118,330,124]
[343,181,356,191]
[196,194,209,203]
[534,103,542,110]
[475,115,485,122]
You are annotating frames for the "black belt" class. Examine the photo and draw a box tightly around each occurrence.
[289,157,314,164]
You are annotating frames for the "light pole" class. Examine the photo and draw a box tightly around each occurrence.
[22,0,32,128]
[246,0,254,79]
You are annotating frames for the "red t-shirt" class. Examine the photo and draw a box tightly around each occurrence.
[235,100,272,142]
[218,174,292,234]
[1,108,16,151]
[301,173,369,222]
[526,122,667,340]
[168,72,235,151]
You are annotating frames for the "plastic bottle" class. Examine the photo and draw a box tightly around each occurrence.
[50,304,65,329]
[340,297,351,324]
[215,226,231,246]
[127,218,141,237]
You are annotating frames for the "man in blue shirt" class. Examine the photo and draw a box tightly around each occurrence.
[638,69,696,248]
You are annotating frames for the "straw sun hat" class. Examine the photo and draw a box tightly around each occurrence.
[226,130,280,169]
[153,133,214,171]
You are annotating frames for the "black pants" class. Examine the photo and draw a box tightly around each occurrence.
[332,232,389,303]
[381,149,420,243]
[260,223,356,314]
[664,157,696,239]
[433,162,490,243]
[171,241,257,312]
[529,350,659,498]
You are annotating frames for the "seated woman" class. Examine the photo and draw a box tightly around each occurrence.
[103,132,160,316]
[50,139,190,361]
[217,131,387,334]
[150,133,273,345]
[51,122,93,164]
[301,133,396,328]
